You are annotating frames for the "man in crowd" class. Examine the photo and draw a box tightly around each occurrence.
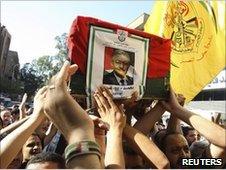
[0,110,12,128]
[26,152,65,169]
[21,133,43,168]
[182,126,198,146]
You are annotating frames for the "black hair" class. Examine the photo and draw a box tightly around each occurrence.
[156,132,183,152]
[153,129,167,148]
[182,126,195,137]
[123,141,137,156]
[0,117,3,128]
[25,104,30,110]
[11,107,19,115]
[26,152,65,169]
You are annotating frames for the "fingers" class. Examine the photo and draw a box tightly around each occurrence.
[89,115,109,130]
[89,115,102,127]
[47,62,78,94]
[131,91,138,101]
[101,86,113,98]
[98,122,109,131]
[89,115,100,122]
[66,64,78,81]
[213,113,221,124]
[94,93,106,117]
[177,94,185,99]
[177,93,186,106]
[22,93,27,103]
[68,64,78,76]
[58,61,78,83]
[36,86,48,96]
[118,104,125,115]
[96,87,111,110]
[58,61,71,81]
[211,116,214,122]
[101,88,116,109]
[216,113,221,124]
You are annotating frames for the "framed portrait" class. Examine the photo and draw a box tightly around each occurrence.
[86,25,149,99]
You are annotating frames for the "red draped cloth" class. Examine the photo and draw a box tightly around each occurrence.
[68,16,171,78]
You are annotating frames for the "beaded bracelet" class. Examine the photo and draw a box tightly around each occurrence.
[65,140,101,165]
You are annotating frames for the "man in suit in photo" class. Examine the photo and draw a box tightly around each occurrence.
[103,49,133,86]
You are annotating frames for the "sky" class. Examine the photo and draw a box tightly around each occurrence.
[1,0,154,65]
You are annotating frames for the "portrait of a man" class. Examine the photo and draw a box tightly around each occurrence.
[103,49,134,86]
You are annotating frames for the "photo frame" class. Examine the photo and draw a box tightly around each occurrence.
[86,25,149,99]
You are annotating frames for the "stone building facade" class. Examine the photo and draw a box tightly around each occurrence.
[0,25,11,79]
[0,25,20,82]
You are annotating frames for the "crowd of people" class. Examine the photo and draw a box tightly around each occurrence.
[0,61,225,169]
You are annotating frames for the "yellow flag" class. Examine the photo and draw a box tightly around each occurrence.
[144,0,225,103]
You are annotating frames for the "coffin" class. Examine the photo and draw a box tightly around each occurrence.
[67,16,171,101]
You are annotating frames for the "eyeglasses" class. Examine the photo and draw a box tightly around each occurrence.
[114,60,130,66]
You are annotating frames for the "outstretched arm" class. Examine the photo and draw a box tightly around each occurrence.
[43,61,101,169]
[0,116,29,137]
[123,124,170,169]
[19,93,27,120]
[133,101,165,135]
[166,94,185,134]
[43,122,58,147]
[0,87,47,168]
[94,86,126,169]
[161,87,226,148]
[95,88,169,169]
[166,115,183,134]
[206,113,225,162]
[89,114,107,168]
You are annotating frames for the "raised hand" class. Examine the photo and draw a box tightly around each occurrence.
[0,87,47,169]
[21,93,27,105]
[160,86,182,113]
[44,61,78,114]
[43,61,95,146]
[89,114,109,131]
[33,86,48,119]
[94,86,126,169]
[94,86,126,132]
[176,94,186,106]
[211,112,221,125]
[19,93,27,119]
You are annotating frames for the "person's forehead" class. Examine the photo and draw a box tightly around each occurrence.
[1,110,11,116]
[27,135,41,143]
[41,119,50,125]
[113,54,130,61]
[188,129,197,134]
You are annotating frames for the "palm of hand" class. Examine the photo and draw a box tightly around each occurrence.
[94,87,126,131]
[33,86,48,117]
[102,106,126,130]
[44,62,78,114]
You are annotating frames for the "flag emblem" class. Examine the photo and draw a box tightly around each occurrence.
[165,1,204,64]
[117,29,128,42]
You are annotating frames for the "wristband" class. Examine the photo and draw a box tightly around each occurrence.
[65,140,101,165]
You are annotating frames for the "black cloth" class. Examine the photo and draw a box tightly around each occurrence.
[103,71,133,85]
